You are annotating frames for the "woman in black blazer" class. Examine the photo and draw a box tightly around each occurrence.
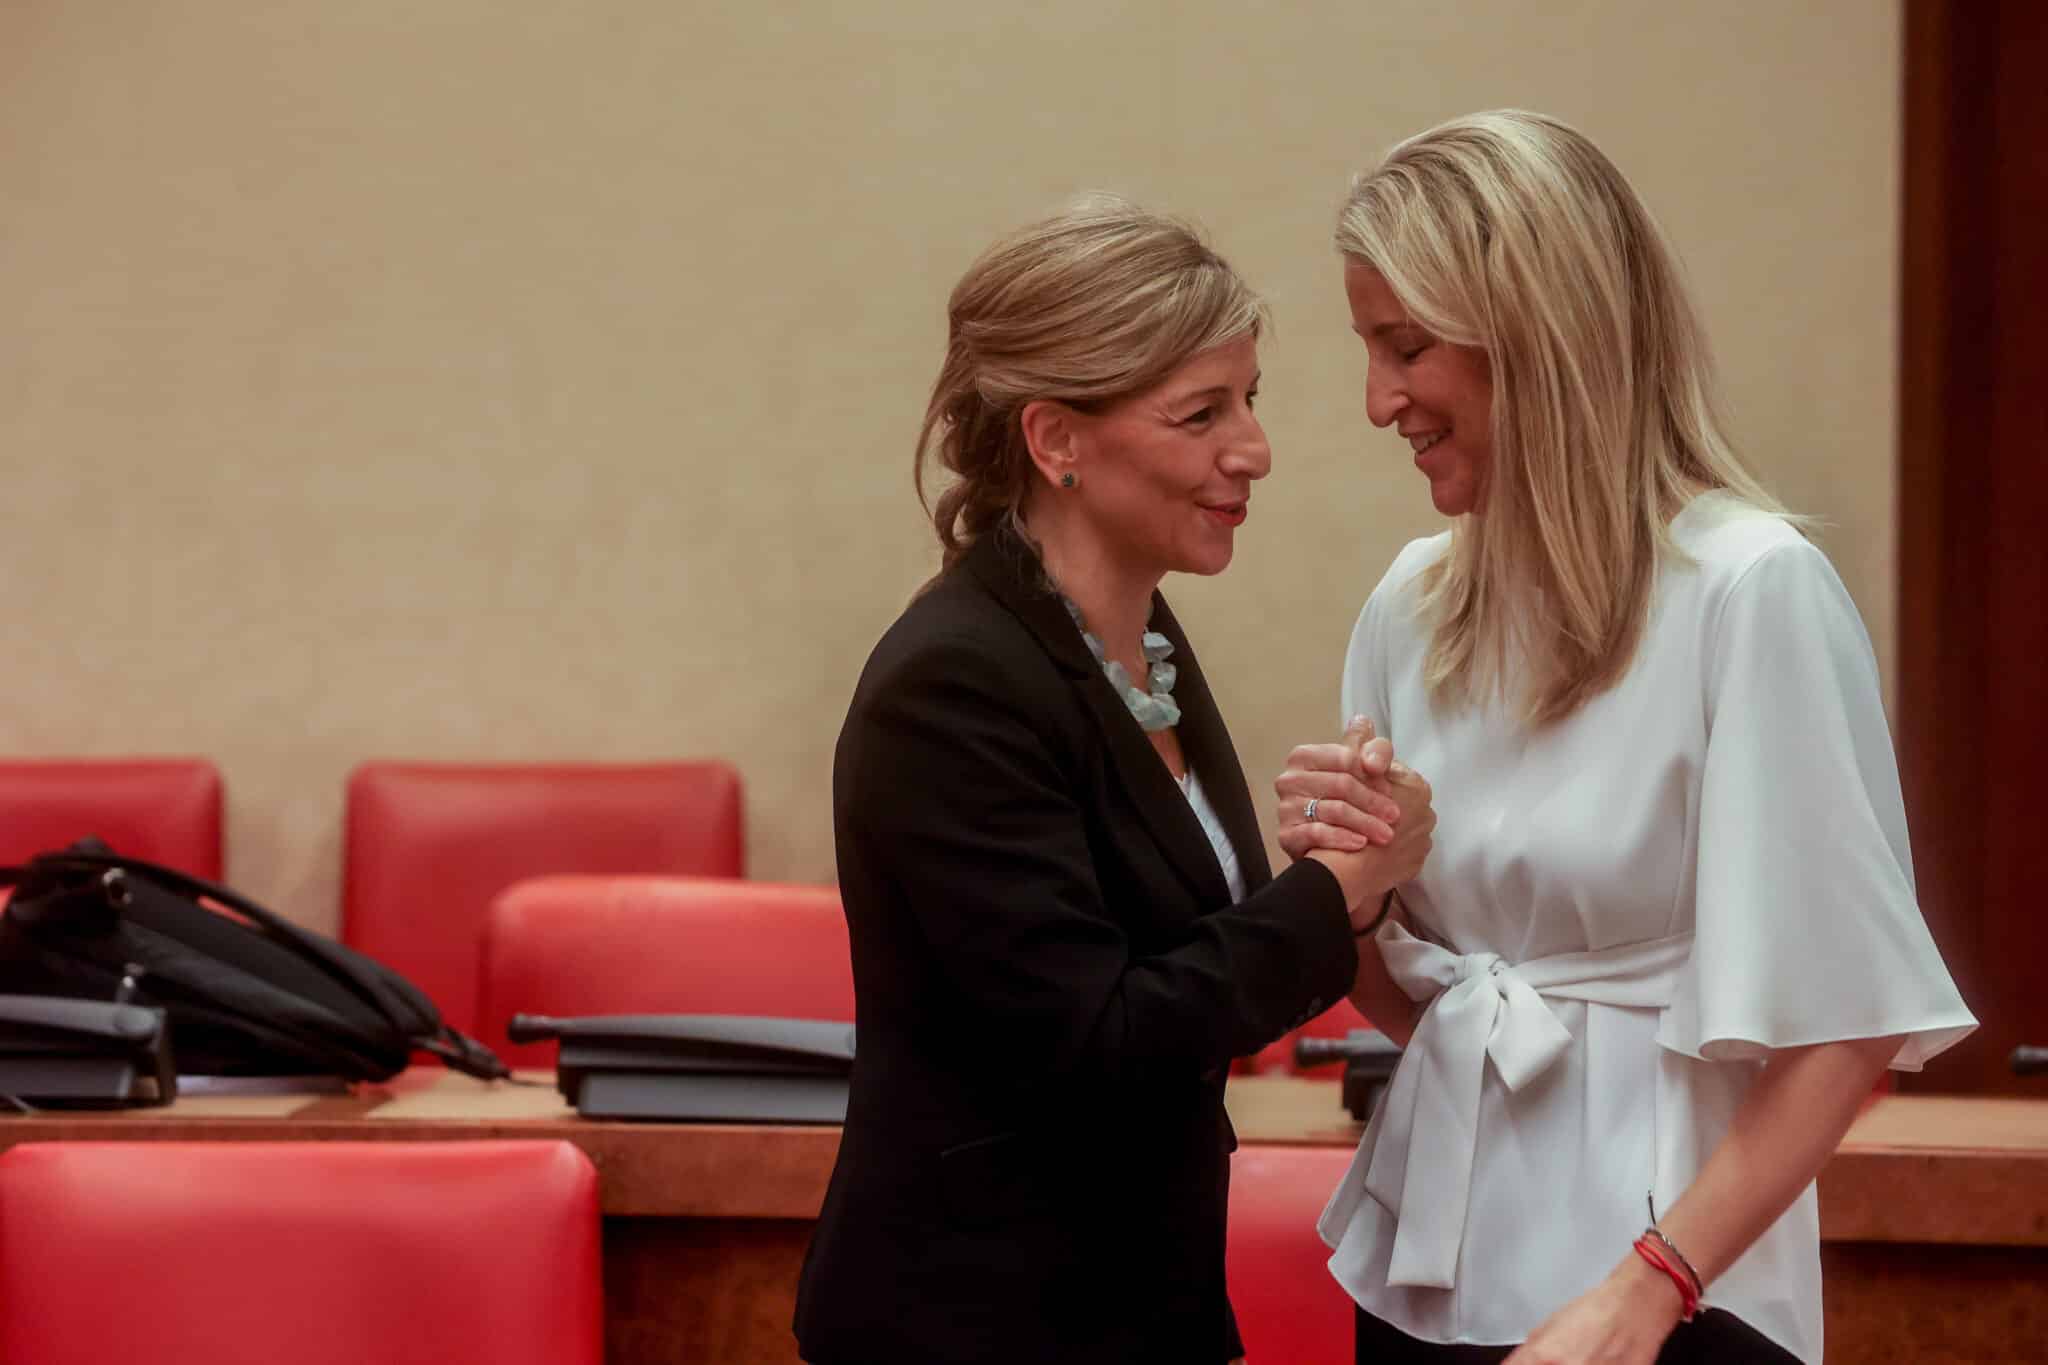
[795,196,1435,1365]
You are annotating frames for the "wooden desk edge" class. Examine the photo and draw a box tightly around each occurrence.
[1,1080,2041,1241]
[0,1112,843,1220]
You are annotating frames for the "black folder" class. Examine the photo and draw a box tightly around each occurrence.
[508,1013,853,1123]
[0,994,176,1109]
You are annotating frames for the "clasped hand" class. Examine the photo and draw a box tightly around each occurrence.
[1274,715,1434,930]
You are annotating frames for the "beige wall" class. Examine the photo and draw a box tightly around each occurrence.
[0,2,1900,934]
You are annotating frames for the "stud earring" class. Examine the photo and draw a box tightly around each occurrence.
[1060,472,1077,489]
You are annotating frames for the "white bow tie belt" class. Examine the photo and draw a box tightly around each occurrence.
[1335,922,1696,1290]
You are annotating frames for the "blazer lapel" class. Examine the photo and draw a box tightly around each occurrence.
[963,534,1235,908]
[1150,597,1275,895]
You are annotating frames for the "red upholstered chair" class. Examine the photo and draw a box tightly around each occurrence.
[1227,1143,1359,1364]
[0,1139,602,1365]
[0,758,223,878]
[343,760,744,1039]
[479,875,852,1066]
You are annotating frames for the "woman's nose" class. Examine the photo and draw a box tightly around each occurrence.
[1225,413,1273,480]
[1364,365,1403,428]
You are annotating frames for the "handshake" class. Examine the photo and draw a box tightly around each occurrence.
[1273,715,1435,935]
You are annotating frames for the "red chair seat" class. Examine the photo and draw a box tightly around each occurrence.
[343,760,744,1038]
[479,875,851,1066]
[1227,1143,1359,1363]
[0,1139,601,1365]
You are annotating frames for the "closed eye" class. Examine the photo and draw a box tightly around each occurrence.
[1182,390,1258,425]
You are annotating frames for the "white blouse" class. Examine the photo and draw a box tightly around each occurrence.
[1317,494,1975,1363]
[1179,765,1248,904]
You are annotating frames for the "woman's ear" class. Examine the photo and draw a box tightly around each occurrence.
[1020,399,1080,491]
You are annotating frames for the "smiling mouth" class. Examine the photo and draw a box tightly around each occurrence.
[1407,432,1447,455]
[1201,501,1248,527]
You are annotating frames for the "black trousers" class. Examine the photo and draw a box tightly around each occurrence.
[1355,1306,1800,1364]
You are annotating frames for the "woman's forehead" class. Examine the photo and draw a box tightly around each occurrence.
[1152,334,1260,396]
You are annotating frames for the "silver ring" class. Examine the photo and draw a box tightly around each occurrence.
[1303,798,1320,823]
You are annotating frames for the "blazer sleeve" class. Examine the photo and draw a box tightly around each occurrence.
[840,630,1356,1090]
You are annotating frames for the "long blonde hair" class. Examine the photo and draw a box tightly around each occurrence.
[1336,111,1794,724]
[916,194,1266,571]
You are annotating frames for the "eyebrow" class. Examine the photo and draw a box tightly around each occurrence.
[1351,321,1425,345]
[1167,372,1262,407]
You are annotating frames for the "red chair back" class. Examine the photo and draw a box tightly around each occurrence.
[1227,1143,1359,1363]
[0,758,223,878]
[0,1139,601,1365]
[343,761,744,1037]
[479,875,851,1066]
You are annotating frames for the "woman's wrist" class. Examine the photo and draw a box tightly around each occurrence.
[1609,1248,1689,1331]
[1352,889,1397,938]
[1303,848,1373,913]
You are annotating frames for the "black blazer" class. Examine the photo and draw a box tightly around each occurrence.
[794,530,1356,1365]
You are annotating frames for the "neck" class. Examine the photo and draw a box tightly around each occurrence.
[1023,500,1160,666]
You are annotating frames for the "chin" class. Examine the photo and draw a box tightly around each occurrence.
[1175,547,1236,577]
[1428,482,1479,518]
[1202,541,1240,575]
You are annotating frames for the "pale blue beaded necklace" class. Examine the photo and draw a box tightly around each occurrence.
[1060,596,1181,732]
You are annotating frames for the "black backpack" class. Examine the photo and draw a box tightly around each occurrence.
[0,840,506,1082]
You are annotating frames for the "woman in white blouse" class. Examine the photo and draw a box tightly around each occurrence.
[1274,111,1975,1365]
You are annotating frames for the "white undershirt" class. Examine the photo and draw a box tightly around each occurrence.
[1177,766,1246,904]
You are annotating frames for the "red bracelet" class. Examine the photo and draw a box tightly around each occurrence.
[1632,1235,1700,1321]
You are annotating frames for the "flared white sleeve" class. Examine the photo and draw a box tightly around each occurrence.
[1656,540,1976,1069]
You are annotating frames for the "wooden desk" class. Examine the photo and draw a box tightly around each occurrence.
[2,1073,2042,1363]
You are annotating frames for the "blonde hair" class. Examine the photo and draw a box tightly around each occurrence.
[1336,110,1795,724]
[916,194,1267,571]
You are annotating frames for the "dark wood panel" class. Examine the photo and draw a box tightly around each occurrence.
[605,1218,808,1365]
[1977,0,2048,1100]
[1821,1243,2048,1365]
[1898,0,2048,1098]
